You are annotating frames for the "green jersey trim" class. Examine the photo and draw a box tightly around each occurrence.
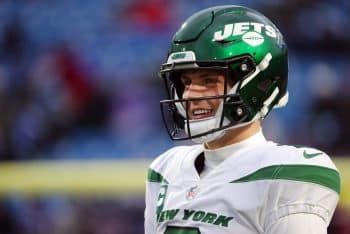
[231,164,340,194]
[147,168,168,183]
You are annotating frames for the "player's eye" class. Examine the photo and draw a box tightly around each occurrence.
[203,77,218,86]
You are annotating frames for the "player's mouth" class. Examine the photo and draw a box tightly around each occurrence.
[190,108,214,120]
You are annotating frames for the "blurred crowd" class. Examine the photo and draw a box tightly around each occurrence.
[0,0,349,160]
[0,0,349,233]
[0,197,145,234]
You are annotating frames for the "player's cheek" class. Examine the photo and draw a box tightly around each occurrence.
[209,99,221,114]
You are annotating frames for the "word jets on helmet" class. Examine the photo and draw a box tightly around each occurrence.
[213,22,277,42]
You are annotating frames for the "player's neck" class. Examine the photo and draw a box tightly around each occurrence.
[204,120,261,150]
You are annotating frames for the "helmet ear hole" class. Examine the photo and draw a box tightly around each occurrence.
[257,76,282,93]
[257,78,273,92]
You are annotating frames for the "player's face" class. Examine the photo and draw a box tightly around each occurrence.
[180,70,232,120]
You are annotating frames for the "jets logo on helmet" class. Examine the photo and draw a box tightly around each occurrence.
[213,22,277,42]
[241,32,265,47]
[159,5,288,143]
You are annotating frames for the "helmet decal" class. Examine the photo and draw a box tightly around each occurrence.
[167,51,196,63]
[213,22,277,42]
[242,31,264,47]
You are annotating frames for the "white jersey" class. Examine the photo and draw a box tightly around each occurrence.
[144,136,340,234]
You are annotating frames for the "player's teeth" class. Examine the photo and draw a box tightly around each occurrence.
[193,109,211,115]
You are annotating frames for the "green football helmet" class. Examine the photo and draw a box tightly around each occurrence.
[159,5,288,143]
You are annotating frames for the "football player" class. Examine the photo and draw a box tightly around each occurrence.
[145,5,340,234]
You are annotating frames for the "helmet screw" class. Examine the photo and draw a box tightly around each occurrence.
[236,107,243,116]
[241,63,248,71]
[252,97,257,103]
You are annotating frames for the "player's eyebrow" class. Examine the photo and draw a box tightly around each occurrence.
[199,73,218,78]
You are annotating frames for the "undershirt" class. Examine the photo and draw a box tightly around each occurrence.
[200,130,266,178]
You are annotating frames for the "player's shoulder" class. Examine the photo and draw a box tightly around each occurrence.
[147,144,202,183]
[250,142,341,195]
[260,142,338,170]
[253,143,341,228]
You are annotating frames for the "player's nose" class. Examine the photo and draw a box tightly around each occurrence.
[183,83,206,99]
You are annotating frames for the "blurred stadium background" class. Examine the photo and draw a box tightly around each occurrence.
[0,0,349,233]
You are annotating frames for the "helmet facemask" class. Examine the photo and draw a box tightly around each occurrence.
[160,55,256,143]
